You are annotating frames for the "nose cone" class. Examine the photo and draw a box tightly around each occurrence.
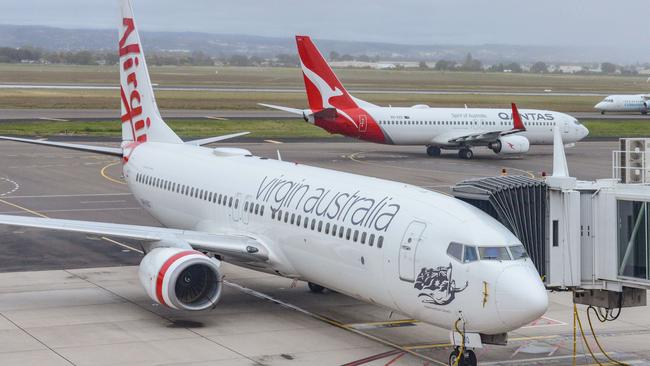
[579,125,589,140]
[495,264,548,329]
[594,102,603,110]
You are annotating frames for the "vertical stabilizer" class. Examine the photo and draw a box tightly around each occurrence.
[552,126,569,177]
[119,0,181,143]
[295,36,358,112]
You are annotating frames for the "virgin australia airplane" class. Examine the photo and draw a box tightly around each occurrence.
[261,36,588,159]
[0,1,547,365]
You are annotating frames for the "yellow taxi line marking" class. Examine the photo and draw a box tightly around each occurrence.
[100,161,127,185]
[345,319,419,327]
[403,335,559,351]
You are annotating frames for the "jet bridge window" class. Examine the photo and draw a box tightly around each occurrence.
[617,200,650,281]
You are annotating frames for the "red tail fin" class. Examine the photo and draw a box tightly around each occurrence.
[295,36,358,112]
[511,103,526,131]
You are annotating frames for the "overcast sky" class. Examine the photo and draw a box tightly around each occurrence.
[0,0,636,47]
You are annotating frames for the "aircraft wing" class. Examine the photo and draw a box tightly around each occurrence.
[0,136,122,156]
[0,214,270,263]
[444,103,527,145]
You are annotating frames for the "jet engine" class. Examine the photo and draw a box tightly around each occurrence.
[138,247,222,310]
[488,135,530,154]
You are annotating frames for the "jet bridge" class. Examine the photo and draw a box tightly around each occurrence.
[451,134,650,309]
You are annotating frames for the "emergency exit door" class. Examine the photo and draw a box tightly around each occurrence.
[359,115,368,133]
[399,221,427,282]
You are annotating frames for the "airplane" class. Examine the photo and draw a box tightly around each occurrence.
[594,94,650,115]
[0,1,547,365]
[260,36,589,160]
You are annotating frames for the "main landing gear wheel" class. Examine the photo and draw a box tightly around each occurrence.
[458,149,473,160]
[308,282,325,293]
[448,348,477,366]
[426,146,441,157]
[601,111,605,115]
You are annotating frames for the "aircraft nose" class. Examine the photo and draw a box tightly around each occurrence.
[594,102,603,109]
[580,125,589,139]
[495,264,548,329]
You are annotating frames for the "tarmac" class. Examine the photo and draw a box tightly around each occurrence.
[1,139,649,365]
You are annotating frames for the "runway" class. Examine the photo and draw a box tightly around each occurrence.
[0,108,644,121]
[1,139,649,365]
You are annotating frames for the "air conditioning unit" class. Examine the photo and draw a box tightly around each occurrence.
[618,138,650,183]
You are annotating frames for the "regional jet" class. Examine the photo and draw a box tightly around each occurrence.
[0,2,547,365]
[261,36,589,159]
[595,94,650,115]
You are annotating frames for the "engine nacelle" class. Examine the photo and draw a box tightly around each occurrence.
[489,135,530,154]
[138,247,222,311]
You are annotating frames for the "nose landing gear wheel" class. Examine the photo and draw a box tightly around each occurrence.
[308,282,325,293]
[448,348,476,366]
[458,149,473,160]
[426,146,441,157]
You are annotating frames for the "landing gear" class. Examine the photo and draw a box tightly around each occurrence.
[448,348,477,366]
[426,146,441,157]
[601,111,605,115]
[308,282,325,293]
[458,148,473,160]
[642,111,648,115]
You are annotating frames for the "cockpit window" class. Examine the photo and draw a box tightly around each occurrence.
[463,245,478,263]
[573,119,581,125]
[447,242,463,262]
[479,246,511,260]
[509,244,529,259]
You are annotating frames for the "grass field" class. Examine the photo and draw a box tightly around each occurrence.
[0,89,603,112]
[0,119,646,139]
[1,64,649,112]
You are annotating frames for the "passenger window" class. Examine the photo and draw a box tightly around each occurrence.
[332,224,337,236]
[244,202,249,211]
[190,187,194,197]
[369,234,375,246]
[228,197,233,207]
[311,220,316,230]
[339,226,344,238]
[260,206,264,216]
[463,245,478,263]
[325,222,330,234]
[346,228,351,240]
[271,210,276,219]
[291,213,295,224]
[277,210,282,220]
[377,236,384,248]
[304,217,309,228]
[255,204,259,214]
[509,244,529,259]
[361,232,367,244]
[447,242,463,262]
[296,215,301,225]
[479,246,511,260]
[353,230,359,242]
[208,192,213,202]
[318,221,323,232]
[213,193,217,203]
[284,211,288,222]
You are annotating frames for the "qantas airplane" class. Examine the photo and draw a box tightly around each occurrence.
[0,1,547,365]
[594,94,650,114]
[261,36,589,159]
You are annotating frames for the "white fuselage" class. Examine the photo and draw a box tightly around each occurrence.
[595,95,649,113]
[123,142,547,334]
[365,107,588,146]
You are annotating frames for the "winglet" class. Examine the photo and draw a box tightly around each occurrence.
[511,103,526,131]
[552,126,569,177]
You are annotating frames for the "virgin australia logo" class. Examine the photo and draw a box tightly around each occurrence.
[414,263,467,305]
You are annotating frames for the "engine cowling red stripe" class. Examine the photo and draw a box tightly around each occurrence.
[155,250,197,307]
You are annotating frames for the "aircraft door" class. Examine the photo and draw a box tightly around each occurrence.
[231,192,243,222]
[359,115,368,133]
[563,120,569,134]
[399,221,427,282]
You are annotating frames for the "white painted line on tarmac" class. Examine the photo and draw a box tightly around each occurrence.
[264,139,283,144]
[0,207,141,214]
[79,200,127,204]
[38,117,69,122]
[205,116,228,120]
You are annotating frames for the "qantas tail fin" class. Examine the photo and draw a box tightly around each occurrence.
[119,0,181,144]
[295,36,359,112]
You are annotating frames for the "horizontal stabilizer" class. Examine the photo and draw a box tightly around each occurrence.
[312,108,338,121]
[258,103,305,115]
[0,136,121,156]
[185,132,250,146]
